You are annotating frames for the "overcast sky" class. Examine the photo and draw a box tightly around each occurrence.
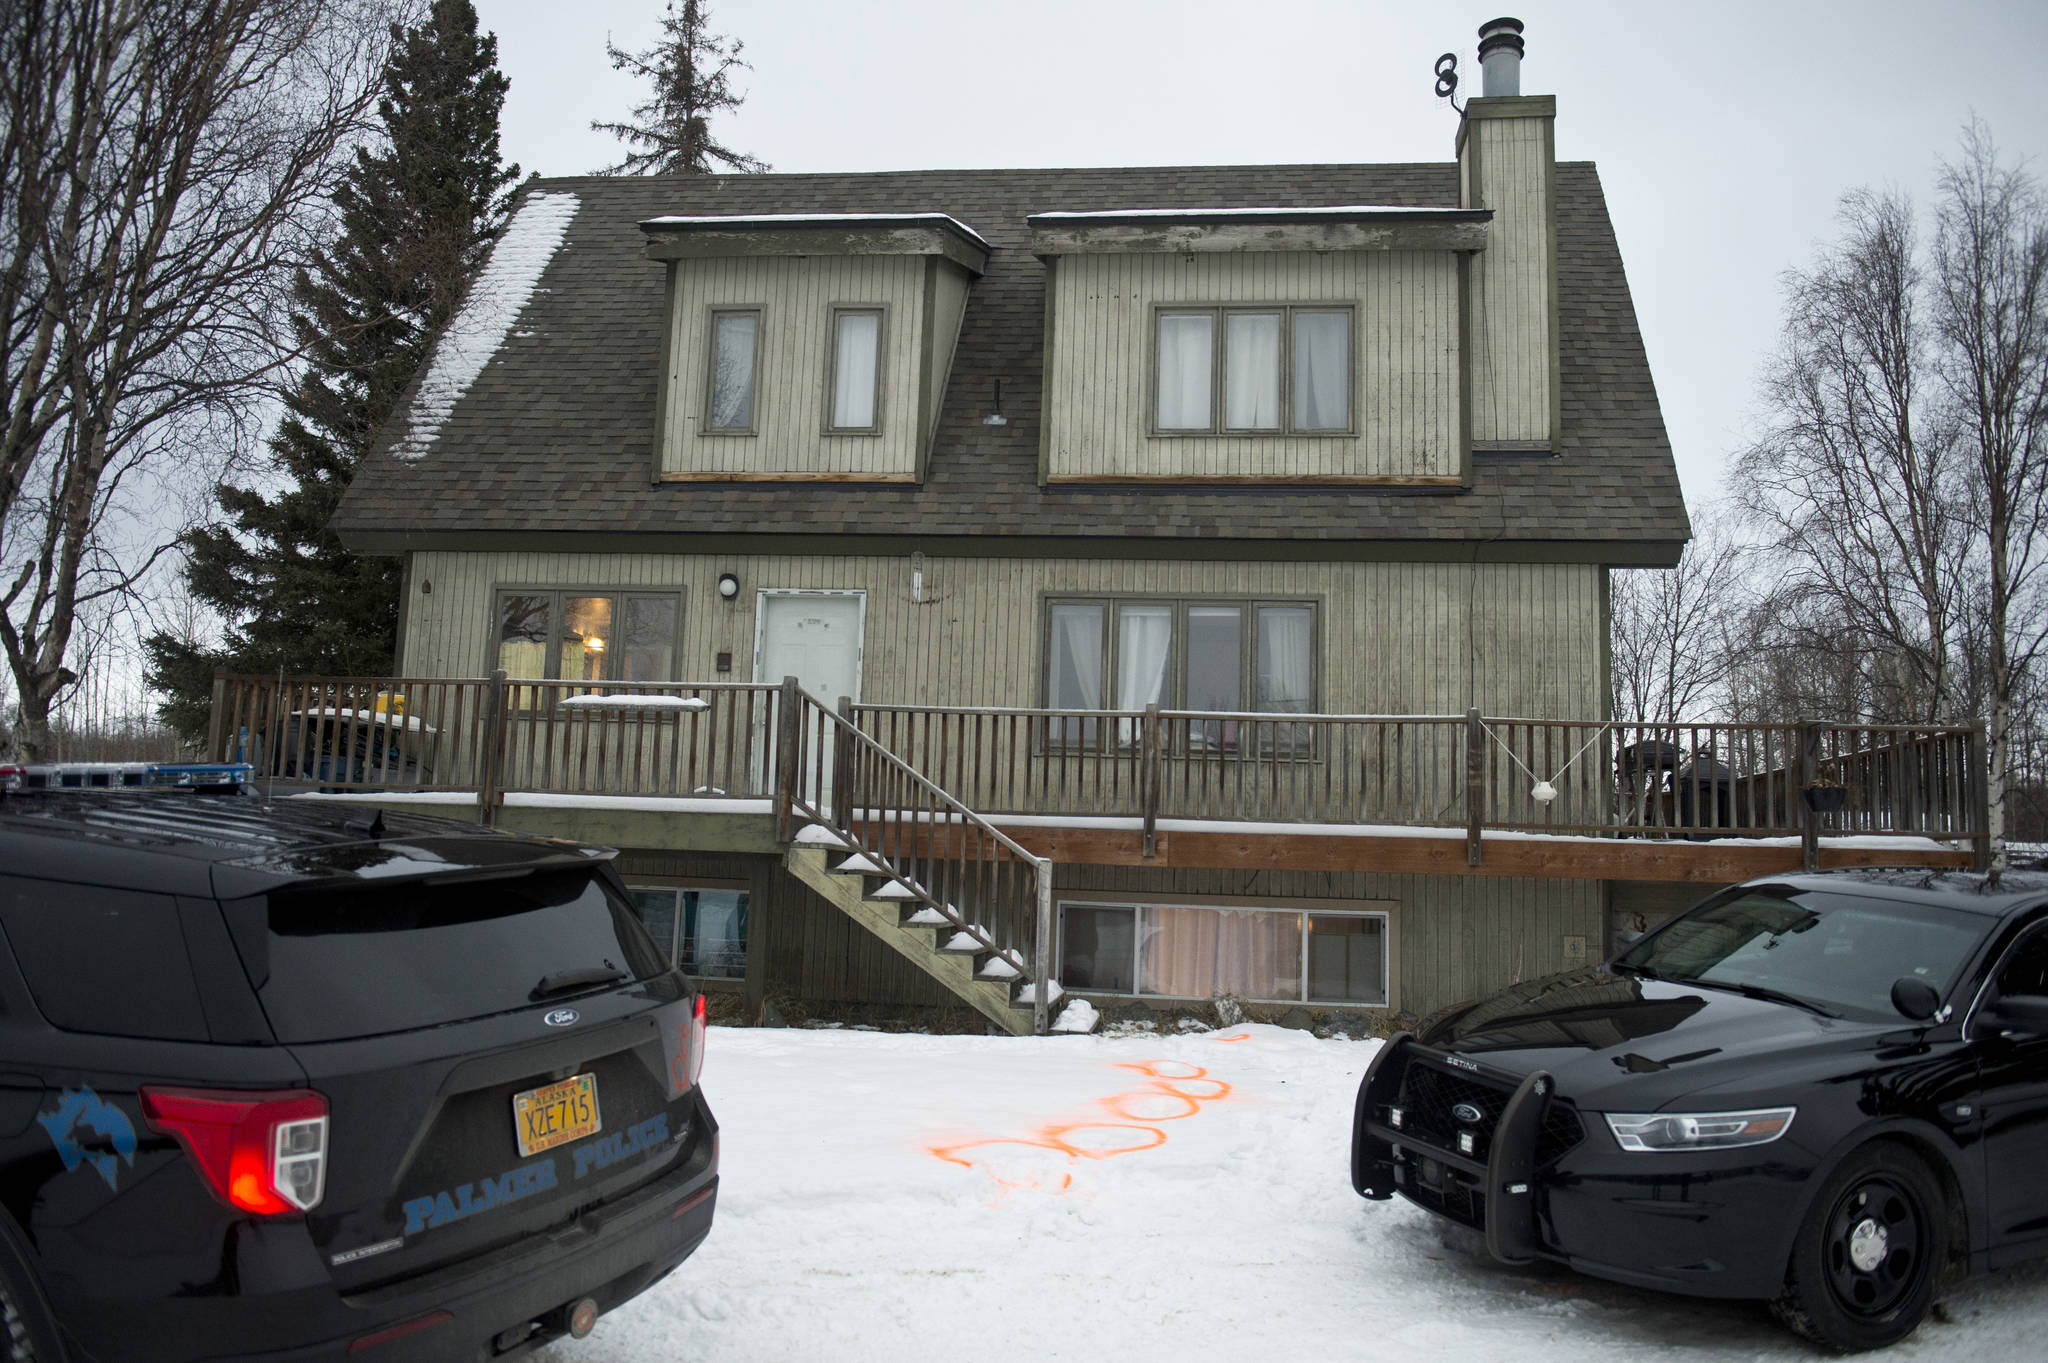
[476,0,2048,508]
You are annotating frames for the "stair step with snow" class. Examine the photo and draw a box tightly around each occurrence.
[902,905,954,927]
[938,930,991,956]
[867,880,919,901]
[781,845,1029,1036]
[831,853,887,876]
[1010,978,1064,1010]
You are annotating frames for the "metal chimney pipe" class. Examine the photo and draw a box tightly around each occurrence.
[1477,17,1525,97]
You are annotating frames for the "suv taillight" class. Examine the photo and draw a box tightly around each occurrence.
[687,993,707,1088]
[140,1088,328,1214]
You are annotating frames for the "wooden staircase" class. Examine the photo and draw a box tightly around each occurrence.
[782,836,1055,1035]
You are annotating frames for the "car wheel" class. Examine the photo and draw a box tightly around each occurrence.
[1771,1144,1947,1353]
[0,1225,65,1363]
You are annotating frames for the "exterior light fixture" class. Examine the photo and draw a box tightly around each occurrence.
[584,635,605,653]
[717,573,740,600]
[1531,780,1558,805]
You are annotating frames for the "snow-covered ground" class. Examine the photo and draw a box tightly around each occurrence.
[538,1024,2048,1362]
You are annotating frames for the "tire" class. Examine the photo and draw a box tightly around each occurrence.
[0,1219,65,1363]
[1771,1143,1948,1354]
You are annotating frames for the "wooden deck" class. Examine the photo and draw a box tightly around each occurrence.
[215,671,1989,883]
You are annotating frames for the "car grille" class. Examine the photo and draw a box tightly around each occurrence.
[1391,1057,1585,1166]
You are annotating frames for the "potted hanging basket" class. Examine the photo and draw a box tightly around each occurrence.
[1802,764,1847,814]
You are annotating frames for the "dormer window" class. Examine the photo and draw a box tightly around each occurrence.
[827,307,883,433]
[642,212,987,482]
[706,309,760,433]
[1153,305,1354,436]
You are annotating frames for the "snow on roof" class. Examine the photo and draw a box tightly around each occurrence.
[1027,205,1483,223]
[640,211,990,249]
[393,190,579,461]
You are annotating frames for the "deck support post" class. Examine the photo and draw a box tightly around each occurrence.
[1799,717,1821,872]
[1967,721,1992,872]
[1033,858,1055,1036]
[1141,703,1161,858]
[479,669,509,827]
[206,671,227,760]
[1466,708,1485,866]
[774,676,802,844]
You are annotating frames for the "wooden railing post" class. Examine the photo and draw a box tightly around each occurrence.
[833,695,855,826]
[1140,702,1161,858]
[1465,708,1484,867]
[206,671,228,760]
[1799,717,1821,872]
[1968,721,1992,871]
[478,669,509,826]
[774,676,802,843]
[1033,858,1055,1036]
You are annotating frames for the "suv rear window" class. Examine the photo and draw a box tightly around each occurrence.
[0,878,209,1041]
[251,867,668,1042]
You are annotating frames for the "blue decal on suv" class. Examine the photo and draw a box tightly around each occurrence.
[37,1088,136,1191]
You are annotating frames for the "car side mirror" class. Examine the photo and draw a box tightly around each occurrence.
[1980,994,2048,1039]
[1890,976,1941,1022]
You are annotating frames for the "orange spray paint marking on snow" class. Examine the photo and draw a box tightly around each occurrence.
[925,1058,1235,1197]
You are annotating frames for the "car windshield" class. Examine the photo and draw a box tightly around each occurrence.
[1614,888,1987,1022]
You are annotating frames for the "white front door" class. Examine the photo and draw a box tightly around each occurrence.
[755,591,864,807]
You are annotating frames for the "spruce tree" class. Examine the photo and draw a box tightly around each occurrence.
[594,0,769,175]
[147,0,518,734]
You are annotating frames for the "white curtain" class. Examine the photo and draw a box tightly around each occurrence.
[1048,603,1104,744]
[709,313,757,429]
[1117,604,1173,746]
[1225,313,1281,429]
[1258,606,1313,754]
[1293,311,1349,429]
[1156,314,1213,429]
[832,312,879,428]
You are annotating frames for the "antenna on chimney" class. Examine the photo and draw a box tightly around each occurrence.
[1433,51,1462,114]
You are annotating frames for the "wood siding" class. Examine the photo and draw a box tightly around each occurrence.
[406,550,1603,718]
[661,255,930,478]
[606,850,1602,1020]
[1463,113,1554,446]
[1040,252,1462,483]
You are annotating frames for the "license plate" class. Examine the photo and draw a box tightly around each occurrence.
[512,1073,601,1157]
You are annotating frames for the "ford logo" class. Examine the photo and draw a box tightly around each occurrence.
[543,1008,580,1028]
[1452,1102,1485,1125]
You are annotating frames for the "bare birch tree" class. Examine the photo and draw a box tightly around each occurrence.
[1610,501,1745,722]
[1734,187,1972,727]
[0,0,393,760]
[1736,124,2048,869]
[1931,122,2048,873]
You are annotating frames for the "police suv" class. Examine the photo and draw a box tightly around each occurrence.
[0,765,717,1361]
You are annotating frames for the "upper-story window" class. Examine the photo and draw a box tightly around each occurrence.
[705,309,760,433]
[827,306,883,433]
[496,589,680,682]
[1154,305,1353,435]
[1044,597,1316,748]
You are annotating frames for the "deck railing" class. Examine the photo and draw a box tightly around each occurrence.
[205,674,1989,867]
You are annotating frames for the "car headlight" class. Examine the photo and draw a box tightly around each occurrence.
[1602,1108,1796,1152]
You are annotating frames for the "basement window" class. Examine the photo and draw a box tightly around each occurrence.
[1059,899,1388,1006]
[627,881,749,980]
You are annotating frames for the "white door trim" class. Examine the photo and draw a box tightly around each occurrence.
[750,588,867,704]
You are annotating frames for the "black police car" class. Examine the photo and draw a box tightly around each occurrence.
[1352,868,2048,1352]
[0,769,718,1361]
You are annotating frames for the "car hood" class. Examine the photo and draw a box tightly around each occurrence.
[1415,968,1894,1111]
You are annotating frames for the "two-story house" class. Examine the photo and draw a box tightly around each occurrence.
[291,25,1968,1032]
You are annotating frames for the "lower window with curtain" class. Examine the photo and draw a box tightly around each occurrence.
[1057,898,1389,1006]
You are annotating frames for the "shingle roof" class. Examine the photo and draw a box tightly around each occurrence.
[333,161,1688,564]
